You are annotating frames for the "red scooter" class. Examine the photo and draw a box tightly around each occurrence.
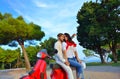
[50,64,68,79]
[20,49,49,79]
[20,49,68,79]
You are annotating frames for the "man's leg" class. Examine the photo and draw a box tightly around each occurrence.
[56,61,74,79]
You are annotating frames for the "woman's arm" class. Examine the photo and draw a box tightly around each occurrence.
[71,34,76,39]
[74,50,82,63]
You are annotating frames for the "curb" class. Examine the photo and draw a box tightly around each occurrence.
[0,68,26,72]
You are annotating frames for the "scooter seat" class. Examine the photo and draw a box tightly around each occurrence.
[50,64,62,69]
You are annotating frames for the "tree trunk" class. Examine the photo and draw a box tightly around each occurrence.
[111,47,117,63]
[110,42,117,63]
[97,47,105,63]
[9,63,11,69]
[99,52,105,63]
[18,41,31,71]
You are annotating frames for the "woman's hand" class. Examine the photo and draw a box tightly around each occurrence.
[77,58,82,64]
[65,60,70,66]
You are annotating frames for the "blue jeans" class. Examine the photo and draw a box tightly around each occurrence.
[68,57,84,79]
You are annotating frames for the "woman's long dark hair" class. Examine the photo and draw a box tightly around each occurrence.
[64,33,74,43]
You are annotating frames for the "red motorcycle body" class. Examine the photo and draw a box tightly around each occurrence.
[20,49,68,79]
[20,59,47,79]
[50,66,68,79]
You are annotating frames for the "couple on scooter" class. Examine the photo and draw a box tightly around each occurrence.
[54,33,84,79]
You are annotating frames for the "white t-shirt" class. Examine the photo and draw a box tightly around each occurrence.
[54,41,66,63]
[62,42,76,58]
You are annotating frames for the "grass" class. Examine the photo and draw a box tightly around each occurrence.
[86,61,120,66]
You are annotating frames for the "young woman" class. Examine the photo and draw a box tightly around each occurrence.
[62,33,84,79]
[54,33,74,79]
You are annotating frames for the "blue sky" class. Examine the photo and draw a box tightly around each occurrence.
[0,0,94,38]
[0,0,95,58]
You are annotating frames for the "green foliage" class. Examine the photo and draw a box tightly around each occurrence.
[25,37,57,66]
[25,46,41,66]
[0,13,45,45]
[77,0,120,63]
[40,37,57,56]
[108,50,120,61]
[0,12,45,70]
[108,54,114,61]
[0,48,19,63]
[77,1,105,50]
[83,49,94,57]
[0,48,6,63]
[0,47,19,69]
[86,61,120,66]
[117,50,120,61]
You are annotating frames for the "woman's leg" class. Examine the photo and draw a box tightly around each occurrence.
[56,61,74,79]
[74,58,84,79]
[68,58,84,79]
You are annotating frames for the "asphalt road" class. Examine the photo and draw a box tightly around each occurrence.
[0,66,120,79]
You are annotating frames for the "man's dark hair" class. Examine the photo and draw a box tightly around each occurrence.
[57,33,63,37]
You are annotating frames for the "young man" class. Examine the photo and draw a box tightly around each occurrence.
[54,33,74,79]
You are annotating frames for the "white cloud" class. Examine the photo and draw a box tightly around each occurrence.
[14,9,23,15]
[34,1,48,8]
[33,0,57,8]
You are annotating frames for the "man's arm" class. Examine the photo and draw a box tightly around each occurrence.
[63,50,70,66]
[62,42,70,66]
[54,42,66,63]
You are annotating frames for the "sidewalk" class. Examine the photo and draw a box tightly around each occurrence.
[0,66,120,79]
[84,66,120,79]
